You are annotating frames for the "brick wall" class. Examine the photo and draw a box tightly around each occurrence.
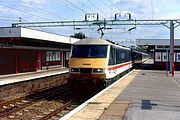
[0,73,68,103]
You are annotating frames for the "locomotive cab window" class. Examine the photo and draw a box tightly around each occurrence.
[71,45,107,58]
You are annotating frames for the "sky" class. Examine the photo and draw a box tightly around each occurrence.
[0,0,180,46]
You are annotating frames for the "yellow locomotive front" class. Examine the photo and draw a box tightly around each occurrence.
[67,38,110,87]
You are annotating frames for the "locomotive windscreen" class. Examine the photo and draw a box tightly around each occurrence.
[71,45,107,58]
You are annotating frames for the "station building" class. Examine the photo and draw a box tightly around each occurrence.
[136,39,180,68]
[0,27,79,75]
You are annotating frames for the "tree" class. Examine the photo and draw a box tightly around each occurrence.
[70,32,86,39]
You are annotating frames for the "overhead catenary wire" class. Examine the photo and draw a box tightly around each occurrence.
[64,0,87,13]
[101,0,117,19]
[0,16,20,19]
[52,0,88,20]
[0,3,52,31]
[52,0,80,13]
[108,0,121,12]
[0,3,51,21]
[101,0,114,13]
[87,0,109,18]
[52,0,84,20]
[76,0,95,13]
[0,18,19,21]
[16,0,66,20]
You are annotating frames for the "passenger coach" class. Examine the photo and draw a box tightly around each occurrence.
[68,38,132,87]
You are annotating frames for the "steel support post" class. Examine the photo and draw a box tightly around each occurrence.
[170,20,175,76]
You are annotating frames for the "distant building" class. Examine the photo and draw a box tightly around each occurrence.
[136,39,180,68]
[0,27,79,75]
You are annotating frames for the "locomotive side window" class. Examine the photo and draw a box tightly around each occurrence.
[115,48,121,64]
[108,46,115,65]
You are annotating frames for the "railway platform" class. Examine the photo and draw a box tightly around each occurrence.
[0,68,68,86]
[0,68,69,102]
[61,59,180,120]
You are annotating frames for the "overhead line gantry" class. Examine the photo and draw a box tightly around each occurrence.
[12,19,180,27]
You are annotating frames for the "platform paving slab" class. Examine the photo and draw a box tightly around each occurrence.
[98,100,129,120]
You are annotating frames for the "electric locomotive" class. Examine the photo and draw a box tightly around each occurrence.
[67,38,132,88]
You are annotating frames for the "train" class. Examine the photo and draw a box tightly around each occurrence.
[67,38,149,88]
[131,50,149,65]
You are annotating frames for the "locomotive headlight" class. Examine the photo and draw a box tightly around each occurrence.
[93,68,103,73]
[71,68,79,72]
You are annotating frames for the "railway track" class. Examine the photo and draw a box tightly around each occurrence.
[0,83,100,120]
[0,85,75,119]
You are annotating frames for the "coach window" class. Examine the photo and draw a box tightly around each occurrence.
[120,50,125,63]
[128,50,131,61]
[125,50,130,62]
